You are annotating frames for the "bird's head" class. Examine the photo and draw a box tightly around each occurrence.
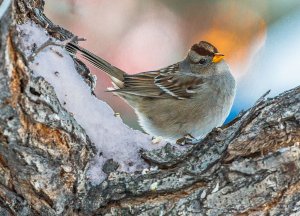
[187,41,225,74]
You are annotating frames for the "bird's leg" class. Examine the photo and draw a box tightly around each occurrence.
[28,36,85,62]
[176,133,196,145]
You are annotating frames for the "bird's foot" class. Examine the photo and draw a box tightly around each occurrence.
[152,136,163,144]
[176,134,195,145]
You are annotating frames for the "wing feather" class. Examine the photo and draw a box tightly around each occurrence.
[109,63,205,99]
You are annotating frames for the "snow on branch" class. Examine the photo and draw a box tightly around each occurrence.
[1,1,300,215]
[16,21,165,184]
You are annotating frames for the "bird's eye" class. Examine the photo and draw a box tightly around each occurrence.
[199,59,207,65]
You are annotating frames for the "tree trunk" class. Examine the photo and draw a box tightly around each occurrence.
[0,1,299,215]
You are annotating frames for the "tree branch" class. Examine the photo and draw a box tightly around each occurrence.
[0,1,299,215]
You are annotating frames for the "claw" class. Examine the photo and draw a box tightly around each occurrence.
[176,134,195,145]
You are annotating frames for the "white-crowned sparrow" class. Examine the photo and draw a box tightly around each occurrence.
[66,41,236,142]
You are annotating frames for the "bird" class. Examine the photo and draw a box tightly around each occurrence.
[65,41,236,143]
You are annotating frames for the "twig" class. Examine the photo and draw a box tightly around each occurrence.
[28,36,86,62]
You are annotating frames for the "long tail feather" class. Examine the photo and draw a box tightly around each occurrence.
[65,42,125,82]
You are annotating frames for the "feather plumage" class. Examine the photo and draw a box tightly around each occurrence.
[66,42,205,99]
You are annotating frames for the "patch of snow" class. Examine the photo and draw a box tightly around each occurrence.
[211,182,219,193]
[17,21,164,185]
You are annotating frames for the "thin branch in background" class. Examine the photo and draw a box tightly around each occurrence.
[28,36,85,61]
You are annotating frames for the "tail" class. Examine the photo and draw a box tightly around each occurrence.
[65,42,125,86]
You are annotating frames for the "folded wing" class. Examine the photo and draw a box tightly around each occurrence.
[111,64,204,99]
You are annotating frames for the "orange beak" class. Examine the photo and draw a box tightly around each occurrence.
[212,53,224,63]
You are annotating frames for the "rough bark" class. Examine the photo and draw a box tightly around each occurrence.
[0,1,299,215]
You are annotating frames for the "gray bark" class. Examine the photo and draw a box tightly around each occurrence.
[0,1,299,215]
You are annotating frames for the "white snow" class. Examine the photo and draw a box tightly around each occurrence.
[17,21,164,185]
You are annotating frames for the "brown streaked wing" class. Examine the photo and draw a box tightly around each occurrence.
[109,63,204,99]
[109,71,169,98]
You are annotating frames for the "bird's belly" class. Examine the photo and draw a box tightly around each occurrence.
[135,93,234,142]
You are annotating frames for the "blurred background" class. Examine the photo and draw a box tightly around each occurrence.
[45,0,300,130]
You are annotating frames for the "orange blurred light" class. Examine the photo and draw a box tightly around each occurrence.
[192,2,267,78]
